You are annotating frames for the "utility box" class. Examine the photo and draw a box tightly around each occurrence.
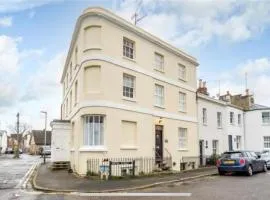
[51,120,71,162]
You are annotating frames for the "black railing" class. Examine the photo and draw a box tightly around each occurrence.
[87,156,172,178]
[181,154,220,170]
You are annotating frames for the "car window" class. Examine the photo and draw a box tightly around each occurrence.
[250,152,258,158]
[222,152,243,159]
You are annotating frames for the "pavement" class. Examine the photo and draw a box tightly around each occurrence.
[33,164,218,192]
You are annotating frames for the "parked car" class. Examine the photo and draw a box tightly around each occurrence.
[39,146,51,155]
[5,147,13,154]
[216,151,268,176]
[260,152,270,169]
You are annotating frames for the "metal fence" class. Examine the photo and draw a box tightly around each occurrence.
[87,157,172,177]
[181,155,220,170]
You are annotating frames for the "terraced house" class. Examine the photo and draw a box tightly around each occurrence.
[61,7,199,175]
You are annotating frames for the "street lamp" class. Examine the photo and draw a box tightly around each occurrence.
[40,111,47,164]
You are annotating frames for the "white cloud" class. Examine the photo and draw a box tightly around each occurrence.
[0,16,12,27]
[202,57,270,106]
[28,10,36,18]
[0,0,63,13]
[116,0,270,48]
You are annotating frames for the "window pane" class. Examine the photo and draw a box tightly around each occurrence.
[83,115,104,146]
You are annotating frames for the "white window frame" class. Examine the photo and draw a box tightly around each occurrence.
[264,136,270,149]
[217,112,222,128]
[212,140,218,155]
[123,74,135,99]
[236,136,241,150]
[69,91,72,112]
[178,128,188,150]
[74,81,78,105]
[238,114,241,125]
[83,115,104,146]
[202,108,207,125]
[154,52,164,72]
[154,84,164,107]
[69,62,72,81]
[178,64,186,81]
[262,112,270,124]
[123,37,135,59]
[179,92,186,112]
[230,112,235,124]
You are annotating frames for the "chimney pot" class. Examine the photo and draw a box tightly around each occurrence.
[245,89,249,95]
[227,91,230,95]
[199,79,202,88]
[203,81,206,88]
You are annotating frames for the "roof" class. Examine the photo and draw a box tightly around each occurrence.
[249,104,270,111]
[61,7,199,83]
[31,130,51,145]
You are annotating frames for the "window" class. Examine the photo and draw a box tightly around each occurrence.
[75,47,78,68]
[212,140,218,155]
[74,81,78,105]
[123,38,135,59]
[238,114,241,125]
[264,136,270,148]
[178,128,188,149]
[230,112,234,124]
[63,82,65,96]
[66,98,68,116]
[121,121,137,146]
[84,26,101,50]
[178,64,186,80]
[69,62,72,81]
[123,74,135,98]
[83,115,104,146]
[62,104,65,117]
[236,136,241,150]
[217,112,222,128]
[179,92,186,112]
[84,66,101,93]
[155,84,164,107]
[66,74,69,88]
[69,91,72,112]
[202,108,207,125]
[262,112,270,124]
[154,53,164,71]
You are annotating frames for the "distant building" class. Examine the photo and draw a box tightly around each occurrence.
[245,104,270,152]
[0,130,7,154]
[29,130,51,155]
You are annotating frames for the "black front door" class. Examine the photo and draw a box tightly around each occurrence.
[155,125,163,165]
[199,140,204,166]
[228,135,233,151]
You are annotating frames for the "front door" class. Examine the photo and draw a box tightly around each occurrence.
[155,125,163,165]
[199,140,204,166]
[228,135,233,151]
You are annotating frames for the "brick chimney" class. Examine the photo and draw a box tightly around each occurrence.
[197,79,209,96]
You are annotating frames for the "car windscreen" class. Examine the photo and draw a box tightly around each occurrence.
[261,154,270,159]
[222,152,243,159]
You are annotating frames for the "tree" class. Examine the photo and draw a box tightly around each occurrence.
[8,115,30,159]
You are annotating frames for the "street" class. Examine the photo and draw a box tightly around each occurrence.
[1,152,270,200]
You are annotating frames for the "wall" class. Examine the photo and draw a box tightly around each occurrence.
[197,95,227,156]
[245,109,270,152]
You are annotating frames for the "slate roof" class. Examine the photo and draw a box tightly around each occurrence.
[249,104,270,111]
[31,130,51,145]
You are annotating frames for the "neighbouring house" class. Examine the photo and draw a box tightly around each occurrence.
[23,131,31,153]
[7,134,23,150]
[197,80,245,165]
[29,130,51,155]
[58,7,199,175]
[0,130,7,154]
[245,104,270,152]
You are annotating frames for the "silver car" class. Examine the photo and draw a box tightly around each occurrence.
[261,152,270,169]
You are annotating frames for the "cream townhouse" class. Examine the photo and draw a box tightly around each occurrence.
[60,7,199,175]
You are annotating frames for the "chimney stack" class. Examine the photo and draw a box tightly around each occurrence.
[245,89,249,96]
[203,81,206,88]
[199,79,202,88]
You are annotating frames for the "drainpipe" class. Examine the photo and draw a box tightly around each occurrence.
[243,112,246,150]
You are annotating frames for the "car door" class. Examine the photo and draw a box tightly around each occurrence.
[246,152,259,171]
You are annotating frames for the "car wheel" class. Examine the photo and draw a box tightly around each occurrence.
[263,163,268,172]
[247,165,253,176]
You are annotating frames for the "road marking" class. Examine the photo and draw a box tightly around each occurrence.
[15,161,40,189]
[71,192,192,197]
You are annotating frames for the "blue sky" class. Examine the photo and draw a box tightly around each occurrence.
[1,0,270,131]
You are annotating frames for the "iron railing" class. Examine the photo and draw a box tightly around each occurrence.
[87,156,172,177]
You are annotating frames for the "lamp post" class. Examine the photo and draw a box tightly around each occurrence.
[40,111,47,164]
